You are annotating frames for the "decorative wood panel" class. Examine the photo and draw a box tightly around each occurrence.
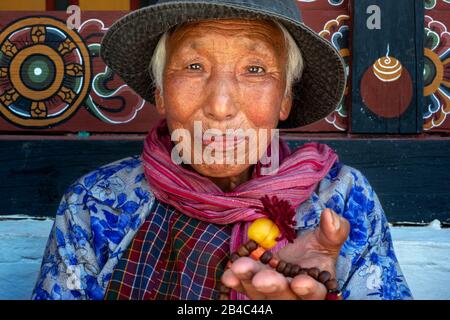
[424,0,450,132]
[0,11,162,133]
[351,0,424,134]
[295,0,351,132]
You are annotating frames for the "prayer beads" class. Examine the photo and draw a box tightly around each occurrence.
[220,239,343,300]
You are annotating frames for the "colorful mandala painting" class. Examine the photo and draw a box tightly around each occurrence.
[319,15,350,131]
[0,16,146,129]
[423,15,450,130]
[0,17,91,128]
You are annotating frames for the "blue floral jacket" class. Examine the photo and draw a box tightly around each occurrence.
[31,155,413,300]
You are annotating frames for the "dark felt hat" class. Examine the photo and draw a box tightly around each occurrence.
[100,0,346,128]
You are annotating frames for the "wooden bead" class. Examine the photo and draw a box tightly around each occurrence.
[237,245,250,257]
[230,253,240,262]
[260,251,273,264]
[290,265,302,277]
[250,247,265,260]
[307,267,320,280]
[245,240,258,252]
[269,257,280,269]
[298,268,308,275]
[283,263,293,277]
[318,271,332,284]
[325,279,338,291]
[276,261,287,273]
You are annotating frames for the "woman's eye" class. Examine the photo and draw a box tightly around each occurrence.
[248,66,265,74]
[187,63,202,70]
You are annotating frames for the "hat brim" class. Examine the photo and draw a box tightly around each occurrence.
[100,1,347,128]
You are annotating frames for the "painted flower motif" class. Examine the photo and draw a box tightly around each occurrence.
[78,19,147,125]
[319,15,350,131]
[1,40,18,57]
[31,26,46,43]
[57,87,76,103]
[58,38,76,56]
[0,89,19,106]
[423,15,450,130]
[66,63,84,76]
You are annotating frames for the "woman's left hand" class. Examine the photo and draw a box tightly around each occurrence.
[221,208,350,300]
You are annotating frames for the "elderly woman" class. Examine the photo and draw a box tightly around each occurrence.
[32,0,412,300]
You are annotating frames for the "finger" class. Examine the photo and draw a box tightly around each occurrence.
[315,208,350,253]
[290,274,327,300]
[230,257,266,299]
[252,269,298,300]
[221,268,245,293]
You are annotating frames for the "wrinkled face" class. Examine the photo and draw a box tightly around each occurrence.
[155,19,292,178]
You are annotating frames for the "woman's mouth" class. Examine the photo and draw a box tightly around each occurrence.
[202,134,246,151]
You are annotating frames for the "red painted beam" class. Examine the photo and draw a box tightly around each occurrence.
[130,0,141,10]
[46,0,79,10]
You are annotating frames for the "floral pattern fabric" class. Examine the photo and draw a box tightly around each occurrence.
[31,155,413,300]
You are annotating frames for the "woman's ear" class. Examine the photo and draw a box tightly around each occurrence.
[279,94,293,121]
[155,87,166,116]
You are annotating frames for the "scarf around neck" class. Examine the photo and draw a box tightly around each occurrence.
[141,120,338,299]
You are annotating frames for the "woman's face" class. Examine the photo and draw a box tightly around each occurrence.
[155,19,292,179]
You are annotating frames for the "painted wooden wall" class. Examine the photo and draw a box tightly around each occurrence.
[352,0,424,134]
[0,0,348,133]
[1,0,449,222]
[1,0,448,133]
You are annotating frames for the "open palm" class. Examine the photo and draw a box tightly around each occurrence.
[221,208,350,300]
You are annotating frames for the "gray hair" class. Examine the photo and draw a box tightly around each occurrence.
[149,20,304,98]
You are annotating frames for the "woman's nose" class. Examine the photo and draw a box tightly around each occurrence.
[203,74,239,121]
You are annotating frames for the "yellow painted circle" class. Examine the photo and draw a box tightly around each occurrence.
[9,45,65,101]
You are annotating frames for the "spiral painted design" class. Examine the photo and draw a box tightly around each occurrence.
[372,56,403,82]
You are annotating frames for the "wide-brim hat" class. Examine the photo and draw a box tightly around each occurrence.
[100,0,346,128]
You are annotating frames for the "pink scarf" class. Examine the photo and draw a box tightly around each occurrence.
[142,120,338,299]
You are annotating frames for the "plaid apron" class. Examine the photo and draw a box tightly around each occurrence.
[105,199,231,300]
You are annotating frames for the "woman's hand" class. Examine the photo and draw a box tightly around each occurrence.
[221,208,350,300]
